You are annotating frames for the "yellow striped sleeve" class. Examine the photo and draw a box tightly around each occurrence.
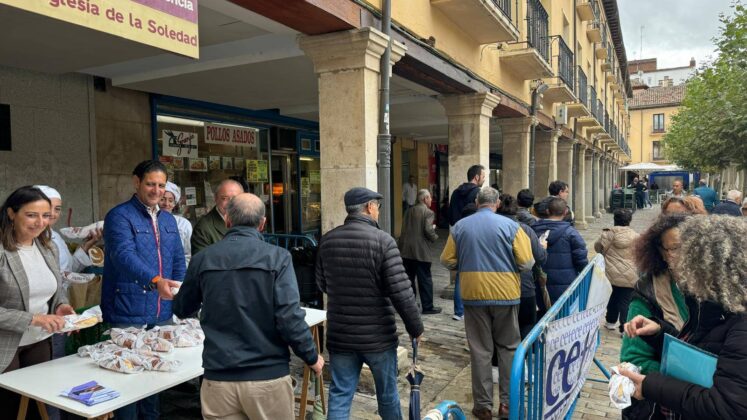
[440,234,458,270]
[512,228,535,271]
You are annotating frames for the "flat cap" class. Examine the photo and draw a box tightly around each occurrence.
[344,187,383,206]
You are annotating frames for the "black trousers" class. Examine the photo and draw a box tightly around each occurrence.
[635,192,645,209]
[403,258,435,311]
[518,296,538,340]
[606,286,634,331]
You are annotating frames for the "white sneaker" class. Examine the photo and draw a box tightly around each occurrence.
[452,314,464,321]
[604,322,617,330]
[492,367,500,384]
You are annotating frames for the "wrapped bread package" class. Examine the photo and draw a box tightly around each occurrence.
[59,221,104,243]
[609,362,641,409]
[60,306,102,333]
[94,354,144,374]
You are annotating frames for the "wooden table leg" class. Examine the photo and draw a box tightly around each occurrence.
[17,395,29,420]
[36,400,49,420]
[313,327,326,414]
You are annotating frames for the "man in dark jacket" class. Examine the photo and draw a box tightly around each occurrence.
[531,197,588,302]
[516,189,537,226]
[712,189,743,216]
[447,164,485,320]
[174,193,323,419]
[191,179,244,255]
[448,164,485,226]
[693,180,718,211]
[317,187,423,420]
[534,180,575,226]
[399,189,441,314]
[102,160,185,420]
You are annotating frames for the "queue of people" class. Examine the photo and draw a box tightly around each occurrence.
[1,157,745,420]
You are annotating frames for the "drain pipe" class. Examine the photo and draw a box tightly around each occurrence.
[377,0,393,234]
[529,82,548,191]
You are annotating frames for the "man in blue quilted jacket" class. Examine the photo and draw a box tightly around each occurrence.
[102,159,185,420]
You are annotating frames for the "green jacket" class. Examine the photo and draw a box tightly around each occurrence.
[620,272,689,374]
[191,207,228,256]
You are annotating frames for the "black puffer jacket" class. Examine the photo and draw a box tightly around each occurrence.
[316,215,424,353]
[640,307,747,420]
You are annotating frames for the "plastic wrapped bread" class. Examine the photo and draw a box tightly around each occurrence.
[609,362,641,409]
[94,353,144,374]
[59,221,104,243]
[60,306,102,333]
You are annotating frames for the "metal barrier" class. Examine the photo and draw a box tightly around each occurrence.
[508,254,611,420]
[263,233,317,249]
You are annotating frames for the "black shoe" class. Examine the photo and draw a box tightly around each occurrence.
[422,307,442,315]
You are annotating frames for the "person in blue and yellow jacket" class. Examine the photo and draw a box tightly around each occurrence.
[440,187,534,420]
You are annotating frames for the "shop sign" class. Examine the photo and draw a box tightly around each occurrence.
[1,0,200,58]
[162,129,198,157]
[246,160,268,183]
[184,186,197,206]
[204,123,258,149]
[542,304,605,420]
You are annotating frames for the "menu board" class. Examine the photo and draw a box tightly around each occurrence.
[246,160,269,183]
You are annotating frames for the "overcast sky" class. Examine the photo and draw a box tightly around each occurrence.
[617,0,736,68]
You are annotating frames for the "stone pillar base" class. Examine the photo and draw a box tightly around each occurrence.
[576,220,589,230]
[594,211,602,218]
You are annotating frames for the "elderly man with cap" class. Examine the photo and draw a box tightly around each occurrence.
[160,182,193,267]
[316,187,424,420]
[35,185,102,273]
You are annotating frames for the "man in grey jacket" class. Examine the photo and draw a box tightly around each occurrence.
[399,189,441,314]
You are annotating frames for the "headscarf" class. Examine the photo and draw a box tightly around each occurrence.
[34,185,62,200]
[165,182,181,204]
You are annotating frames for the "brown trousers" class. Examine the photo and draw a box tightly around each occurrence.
[201,375,295,420]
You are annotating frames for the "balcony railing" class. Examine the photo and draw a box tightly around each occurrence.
[577,67,588,106]
[604,111,610,132]
[493,0,513,19]
[596,99,604,123]
[557,37,574,90]
[590,85,597,115]
[527,0,550,63]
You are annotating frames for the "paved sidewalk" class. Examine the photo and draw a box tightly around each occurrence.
[162,206,661,420]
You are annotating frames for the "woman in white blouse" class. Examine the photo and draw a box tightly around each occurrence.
[0,186,75,415]
[34,185,102,273]
[160,182,192,267]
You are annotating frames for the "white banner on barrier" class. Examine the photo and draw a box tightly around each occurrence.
[542,303,606,420]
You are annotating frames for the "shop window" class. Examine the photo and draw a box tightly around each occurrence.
[652,141,663,160]
[155,114,267,224]
[0,104,10,151]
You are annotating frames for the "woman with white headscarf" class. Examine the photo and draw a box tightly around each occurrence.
[34,185,101,273]
[161,182,192,267]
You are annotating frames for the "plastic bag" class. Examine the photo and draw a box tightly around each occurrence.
[59,221,104,243]
[609,362,640,409]
[60,306,102,333]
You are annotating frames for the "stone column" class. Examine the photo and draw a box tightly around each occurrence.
[600,154,608,213]
[592,149,602,218]
[575,143,588,229]
[300,28,406,233]
[496,116,534,195]
[557,139,575,206]
[440,93,501,198]
[534,128,560,196]
[584,148,594,224]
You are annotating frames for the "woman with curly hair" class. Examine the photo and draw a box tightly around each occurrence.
[621,216,747,420]
[620,214,690,376]
[660,196,707,215]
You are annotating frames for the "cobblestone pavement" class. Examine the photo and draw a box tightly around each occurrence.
[162,206,661,420]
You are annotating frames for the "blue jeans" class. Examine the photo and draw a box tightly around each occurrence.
[328,348,402,420]
[454,272,464,317]
[109,321,172,420]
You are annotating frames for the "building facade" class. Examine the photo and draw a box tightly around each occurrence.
[629,84,685,164]
[0,0,633,234]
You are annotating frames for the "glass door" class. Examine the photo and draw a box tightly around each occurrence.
[269,154,296,233]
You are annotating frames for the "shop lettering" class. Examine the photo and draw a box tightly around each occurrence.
[544,328,596,413]
[206,126,231,143]
[147,20,198,46]
[49,0,100,15]
[165,0,195,11]
[232,129,255,145]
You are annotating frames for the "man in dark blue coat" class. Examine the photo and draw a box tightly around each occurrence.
[102,160,185,420]
[531,197,588,302]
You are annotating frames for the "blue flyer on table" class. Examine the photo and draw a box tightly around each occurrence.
[60,381,120,406]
